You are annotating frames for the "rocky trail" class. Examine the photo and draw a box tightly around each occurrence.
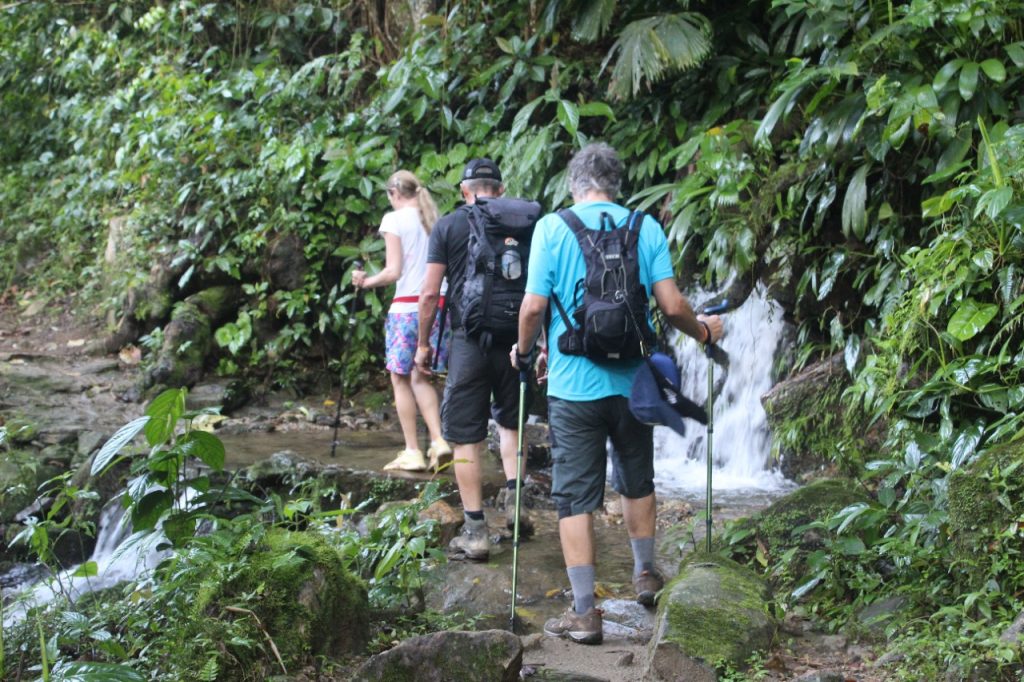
[0,303,890,681]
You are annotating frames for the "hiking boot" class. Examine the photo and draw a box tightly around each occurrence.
[502,487,534,537]
[633,569,664,607]
[382,448,428,472]
[427,438,452,472]
[448,517,490,561]
[543,607,603,645]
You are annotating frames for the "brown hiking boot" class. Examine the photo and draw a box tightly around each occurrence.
[502,487,534,537]
[543,607,603,645]
[448,516,490,561]
[634,569,664,607]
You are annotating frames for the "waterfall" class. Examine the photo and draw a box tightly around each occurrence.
[652,284,793,497]
[4,491,171,625]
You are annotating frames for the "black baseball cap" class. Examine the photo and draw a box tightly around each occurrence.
[461,158,502,184]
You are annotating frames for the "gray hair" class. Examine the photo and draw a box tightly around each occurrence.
[568,143,623,198]
[461,178,502,196]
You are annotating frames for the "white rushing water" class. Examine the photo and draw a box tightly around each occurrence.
[652,284,794,498]
[4,494,170,626]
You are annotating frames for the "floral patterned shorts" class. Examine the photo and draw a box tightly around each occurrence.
[385,310,451,375]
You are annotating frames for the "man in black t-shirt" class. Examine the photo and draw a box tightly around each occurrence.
[414,158,533,561]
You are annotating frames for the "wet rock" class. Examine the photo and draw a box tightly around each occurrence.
[487,421,552,470]
[762,353,885,482]
[1000,608,1024,645]
[352,629,521,682]
[856,595,907,635]
[644,552,775,682]
[77,430,106,460]
[818,634,847,652]
[425,560,511,628]
[144,285,240,388]
[873,649,905,668]
[419,499,462,546]
[266,233,308,292]
[792,671,845,682]
[520,633,545,651]
[599,598,656,633]
[242,451,459,511]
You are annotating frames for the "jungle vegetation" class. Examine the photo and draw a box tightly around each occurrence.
[2,0,1024,679]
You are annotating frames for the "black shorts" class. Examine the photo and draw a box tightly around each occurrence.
[441,329,531,444]
[548,395,654,519]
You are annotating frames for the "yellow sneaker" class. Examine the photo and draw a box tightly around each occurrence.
[382,448,428,472]
[427,438,453,472]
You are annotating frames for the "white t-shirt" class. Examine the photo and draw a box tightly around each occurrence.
[379,206,429,314]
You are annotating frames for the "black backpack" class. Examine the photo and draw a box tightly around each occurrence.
[457,196,541,345]
[552,208,655,363]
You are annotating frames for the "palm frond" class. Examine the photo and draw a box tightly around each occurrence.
[571,0,618,42]
[603,12,712,99]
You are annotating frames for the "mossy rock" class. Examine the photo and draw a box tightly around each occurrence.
[192,528,369,679]
[948,441,1024,562]
[762,354,882,480]
[645,552,775,681]
[724,479,869,589]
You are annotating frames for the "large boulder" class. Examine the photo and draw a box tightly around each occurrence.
[948,441,1024,566]
[724,479,870,592]
[762,354,883,481]
[644,552,776,681]
[192,528,368,678]
[352,629,522,682]
[145,285,240,388]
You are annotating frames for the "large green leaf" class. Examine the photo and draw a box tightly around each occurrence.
[91,416,149,476]
[979,58,1006,82]
[556,99,580,137]
[51,662,146,682]
[131,489,174,532]
[958,61,979,100]
[144,388,187,447]
[179,430,226,471]
[841,164,869,239]
[947,299,998,341]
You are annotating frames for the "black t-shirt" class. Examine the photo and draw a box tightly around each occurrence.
[428,204,473,326]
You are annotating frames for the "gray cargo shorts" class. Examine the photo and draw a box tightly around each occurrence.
[548,395,654,519]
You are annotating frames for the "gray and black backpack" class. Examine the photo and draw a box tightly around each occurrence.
[552,209,655,363]
[457,196,542,346]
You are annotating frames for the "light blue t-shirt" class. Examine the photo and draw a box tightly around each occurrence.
[525,201,675,401]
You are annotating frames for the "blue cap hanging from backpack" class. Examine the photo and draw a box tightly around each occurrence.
[629,351,708,436]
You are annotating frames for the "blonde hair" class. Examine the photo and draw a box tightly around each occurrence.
[386,170,438,234]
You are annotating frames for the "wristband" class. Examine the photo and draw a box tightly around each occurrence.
[699,320,712,344]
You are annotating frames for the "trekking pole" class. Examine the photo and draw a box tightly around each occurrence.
[330,259,363,458]
[509,365,528,632]
[701,300,729,552]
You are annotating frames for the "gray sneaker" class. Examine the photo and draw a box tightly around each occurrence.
[448,517,490,561]
[543,607,603,645]
[502,487,534,537]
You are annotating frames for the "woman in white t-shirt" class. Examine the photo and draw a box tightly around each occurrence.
[352,170,451,472]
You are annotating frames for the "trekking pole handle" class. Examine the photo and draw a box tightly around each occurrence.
[701,299,729,316]
[700,299,728,359]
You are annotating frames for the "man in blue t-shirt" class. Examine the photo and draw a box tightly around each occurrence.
[514,143,723,645]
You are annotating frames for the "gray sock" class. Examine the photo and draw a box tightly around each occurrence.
[631,536,655,576]
[568,564,596,613]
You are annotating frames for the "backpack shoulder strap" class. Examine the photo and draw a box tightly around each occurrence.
[557,207,588,238]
